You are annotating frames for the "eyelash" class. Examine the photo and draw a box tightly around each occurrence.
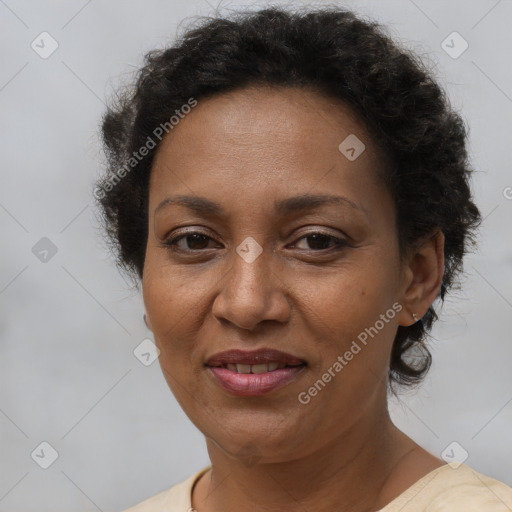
[163,230,348,254]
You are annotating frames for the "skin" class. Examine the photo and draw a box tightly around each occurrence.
[142,85,446,512]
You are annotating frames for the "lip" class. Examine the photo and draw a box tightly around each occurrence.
[205,348,305,367]
[208,366,305,396]
[205,348,306,397]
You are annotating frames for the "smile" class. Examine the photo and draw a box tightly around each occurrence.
[222,362,299,373]
[205,348,306,396]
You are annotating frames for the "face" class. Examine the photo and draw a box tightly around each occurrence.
[143,86,408,463]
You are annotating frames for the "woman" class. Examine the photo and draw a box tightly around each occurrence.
[94,5,512,511]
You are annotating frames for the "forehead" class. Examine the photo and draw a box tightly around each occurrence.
[154,85,370,160]
[149,85,387,217]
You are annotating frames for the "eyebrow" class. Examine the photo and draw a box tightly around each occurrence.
[155,193,366,218]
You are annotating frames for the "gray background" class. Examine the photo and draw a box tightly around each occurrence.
[1,0,511,510]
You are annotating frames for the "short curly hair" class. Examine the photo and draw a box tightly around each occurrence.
[94,5,481,389]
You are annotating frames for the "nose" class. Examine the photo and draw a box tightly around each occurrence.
[211,241,291,331]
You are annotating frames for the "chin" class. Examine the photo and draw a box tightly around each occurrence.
[206,419,306,464]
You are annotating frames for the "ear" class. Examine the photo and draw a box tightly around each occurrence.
[396,230,445,327]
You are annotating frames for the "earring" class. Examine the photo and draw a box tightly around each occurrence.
[412,313,419,322]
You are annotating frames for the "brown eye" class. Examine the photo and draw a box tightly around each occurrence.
[165,232,216,251]
[294,233,346,251]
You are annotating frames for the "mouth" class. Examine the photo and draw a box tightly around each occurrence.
[205,348,306,396]
[206,348,306,367]
[215,361,303,373]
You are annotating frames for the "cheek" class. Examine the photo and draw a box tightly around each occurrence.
[298,264,396,337]
[142,248,209,331]
[293,263,400,393]
[142,254,198,365]
[143,265,222,428]
[143,267,207,411]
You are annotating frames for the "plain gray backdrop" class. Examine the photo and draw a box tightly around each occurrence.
[1,0,511,510]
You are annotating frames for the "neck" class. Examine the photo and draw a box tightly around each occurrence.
[193,404,422,512]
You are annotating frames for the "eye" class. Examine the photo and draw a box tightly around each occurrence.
[292,232,347,251]
[163,230,348,254]
[164,231,219,252]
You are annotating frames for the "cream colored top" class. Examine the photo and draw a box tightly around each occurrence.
[124,463,512,511]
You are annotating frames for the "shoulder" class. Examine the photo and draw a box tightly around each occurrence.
[122,467,210,512]
[429,465,512,511]
[383,464,512,511]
